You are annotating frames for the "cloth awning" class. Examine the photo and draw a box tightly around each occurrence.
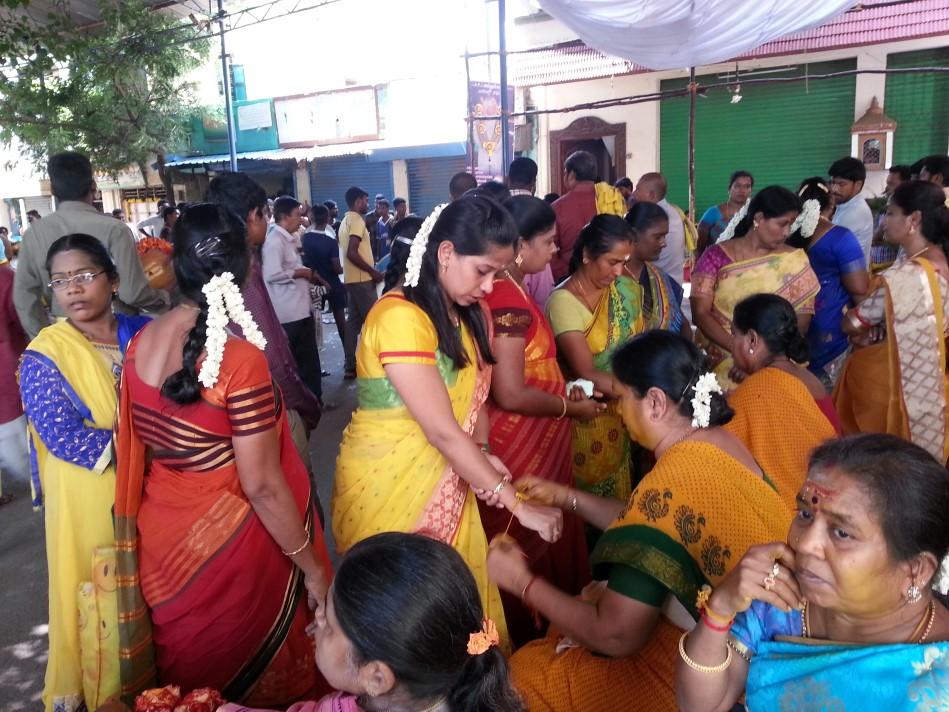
[537,0,859,70]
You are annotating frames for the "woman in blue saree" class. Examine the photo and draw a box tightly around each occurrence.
[676,434,949,712]
[787,177,868,387]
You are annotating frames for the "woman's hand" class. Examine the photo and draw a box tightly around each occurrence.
[304,569,329,611]
[849,325,885,349]
[707,542,803,620]
[470,453,513,508]
[487,535,532,594]
[516,475,570,509]
[567,395,607,422]
[515,501,563,542]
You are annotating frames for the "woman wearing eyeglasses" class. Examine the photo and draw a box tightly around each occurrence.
[19,233,150,712]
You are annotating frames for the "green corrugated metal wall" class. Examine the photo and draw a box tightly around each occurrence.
[659,60,856,214]
[884,48,949,165]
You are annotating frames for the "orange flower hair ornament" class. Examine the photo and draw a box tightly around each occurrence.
[466,618,500,655]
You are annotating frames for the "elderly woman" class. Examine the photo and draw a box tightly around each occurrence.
[691,186,820,391]
[677,434,949,711]
[834,180,949,463]
[546,215,643,502]
[487,331,791,711]
[725,293,841,511]
[483,195,602,646]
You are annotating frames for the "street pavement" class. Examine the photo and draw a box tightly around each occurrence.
[0,322,355,710]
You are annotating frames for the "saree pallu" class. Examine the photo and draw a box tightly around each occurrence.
[834,257,949,463]
[115,337,331,705]
[725,367,838,511]
[746,639,949,711]
[640,262,684,332]
[332,295,509,647]
[692,246,819,390]
[483,278,590,647]
[566,276,644,501]
[510,441,792,712]
[21,317,145,712]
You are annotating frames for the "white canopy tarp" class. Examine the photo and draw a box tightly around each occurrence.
[537,0,858,70]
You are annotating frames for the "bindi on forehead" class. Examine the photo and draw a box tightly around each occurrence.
[801,480,837,508]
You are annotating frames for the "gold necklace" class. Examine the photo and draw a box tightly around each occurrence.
[909,245,931,261]
[803,600,937,643]
[572,273,601,312]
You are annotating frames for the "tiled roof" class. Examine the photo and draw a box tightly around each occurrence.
[512,0,949,86]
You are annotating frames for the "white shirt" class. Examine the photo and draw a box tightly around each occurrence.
[261,224,312,324]
[137,214,164,238]
[832,194,874,264]
[655,199,686,285]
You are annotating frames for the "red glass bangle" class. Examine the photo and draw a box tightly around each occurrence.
[701,611,734,633]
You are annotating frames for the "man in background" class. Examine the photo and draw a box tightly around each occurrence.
[137,199,168,238]
[392,197,409,221]
[870,164,911,273]
[829,157,874,263]
[508,157,538,197]
[449,172,478,201]
[339,186,383,379]
[14,151,167,337]
[614,177,634,204]
[919,154,949,202]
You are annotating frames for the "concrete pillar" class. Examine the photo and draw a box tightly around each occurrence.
[854,48,890,195]
[392,159,409,202]
[295,162,312,203]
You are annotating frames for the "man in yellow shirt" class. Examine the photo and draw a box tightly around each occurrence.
[339,186,383,379]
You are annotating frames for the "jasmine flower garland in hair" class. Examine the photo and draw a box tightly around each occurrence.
[690,372,722,428]
[790,199,821,239]
[198,272,267,389]
[935,554,949,596]
[404,203,448,288]
[715,198,750,244]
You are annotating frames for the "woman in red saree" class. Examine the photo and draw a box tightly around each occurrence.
[115,204,332,706]
[483,196,602,647]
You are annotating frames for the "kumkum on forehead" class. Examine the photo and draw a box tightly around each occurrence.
[801,480,837,507]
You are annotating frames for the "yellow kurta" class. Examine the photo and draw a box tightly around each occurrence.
[332,294,508,644]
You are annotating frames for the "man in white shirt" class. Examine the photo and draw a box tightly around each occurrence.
[262,196,324,401]
[829,157,874,263]
[633,172,686,285]
[136,199,168,238]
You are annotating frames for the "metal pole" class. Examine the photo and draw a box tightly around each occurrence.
[498,0,511,175]
[687,66,696,223]
[218,0,238,172]
[464,50,476,175]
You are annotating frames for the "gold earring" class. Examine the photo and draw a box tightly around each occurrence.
[515,254,524,267]
[749,347,754,355]
[440,262,447,273]
[753,220,760,230]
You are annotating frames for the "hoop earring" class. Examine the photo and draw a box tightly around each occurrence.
[906,582,922,604]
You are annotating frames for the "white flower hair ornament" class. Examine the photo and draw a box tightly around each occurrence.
[198,271,267,389]
[790,199,821,239]
[715,198,751,244]
[934,554,949,596]
[690,372,723,428]
[404,203,448,288]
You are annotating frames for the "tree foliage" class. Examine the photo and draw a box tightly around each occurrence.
[0,0,212,188]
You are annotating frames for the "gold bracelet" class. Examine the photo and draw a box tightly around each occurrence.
[492,479,507,496]
[569,492,578,512]
[678,632,732,673]
[281,537,309,557]
[556,395,568,420]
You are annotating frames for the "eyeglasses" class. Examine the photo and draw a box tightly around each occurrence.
[48,271,106,291]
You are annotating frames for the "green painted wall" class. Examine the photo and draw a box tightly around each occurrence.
[884,48,949,165]
[659,60,856,214]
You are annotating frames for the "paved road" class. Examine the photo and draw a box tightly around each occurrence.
[0,325,355,710]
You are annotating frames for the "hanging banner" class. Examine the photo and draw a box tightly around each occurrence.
[468,81,515,184]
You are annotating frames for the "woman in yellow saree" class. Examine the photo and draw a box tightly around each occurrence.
[19,235,150,712]
[834,180,949,463]
[332,196,562,649]
[691,186,820,391]
[547,215,644,502]
[487,331,792,712]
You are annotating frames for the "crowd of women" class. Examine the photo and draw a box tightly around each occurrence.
[17,164,949,712]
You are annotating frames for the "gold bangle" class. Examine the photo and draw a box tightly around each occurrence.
[556,395,568,420]
[569,492,578,512]
[678,632,732,674]
[492,479,507,496]
[281,537,309,557]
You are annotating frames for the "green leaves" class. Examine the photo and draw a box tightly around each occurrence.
[0,0,211,178]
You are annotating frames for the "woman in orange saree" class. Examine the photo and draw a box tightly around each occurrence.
[834,181,949,463]
[483,196,600,646]
[115,204,332,706]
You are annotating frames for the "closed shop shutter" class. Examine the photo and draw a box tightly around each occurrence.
[659,60,856,214]
[22,196,55,216]
[885,48,949,165]
[309,156,393,210]
[407,156,467,217]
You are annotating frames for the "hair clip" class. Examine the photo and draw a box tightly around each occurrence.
[194,235,225,259]
[466,618,500,655]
